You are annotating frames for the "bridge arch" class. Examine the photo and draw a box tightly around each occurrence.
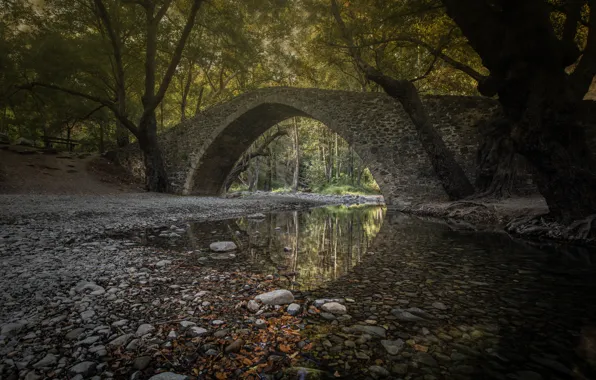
[120,87,495,204]
[184,101,392,197]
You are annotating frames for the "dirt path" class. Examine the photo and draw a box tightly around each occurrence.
[0,146,142,195]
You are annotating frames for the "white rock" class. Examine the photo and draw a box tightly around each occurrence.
[247,300,260,313]
[80,309,95,321]
[321,302,347,315]
[314,298,344,308]
[255,319,267,329]
[126,339,140,351]
[156,260,172,267]
[77,336,100,346]
[287,303,301,316]
[136,324,155,337]
[179,321,196,329]
[111,319,128,327]
[381,339,405,355]
[33,354,57,368]
[255,289,294,305]
[148,373,188,380]
[108,333,133,347]
[209,241,237,252]
[188,326,208,337]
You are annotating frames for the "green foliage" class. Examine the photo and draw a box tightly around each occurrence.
[231,117,382,195]
[1,0,488,157]
[318,184,379,196]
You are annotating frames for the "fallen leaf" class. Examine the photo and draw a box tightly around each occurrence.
[215,372,227,380]
[414,344,428,352]
[279,344,292,353]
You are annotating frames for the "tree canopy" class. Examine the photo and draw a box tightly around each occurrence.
[1,0,595,223]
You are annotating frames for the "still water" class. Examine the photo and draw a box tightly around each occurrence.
[135,205,596,378]
[146,205,386,290]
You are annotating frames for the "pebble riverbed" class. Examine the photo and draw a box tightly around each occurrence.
[0,193,380,380]
[1,194,595,380]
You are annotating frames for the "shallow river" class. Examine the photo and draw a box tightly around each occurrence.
[135,205,596,379]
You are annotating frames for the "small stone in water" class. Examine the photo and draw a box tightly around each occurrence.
[381,339,405,355]
[321,302,347,315]
[209,241,237,252]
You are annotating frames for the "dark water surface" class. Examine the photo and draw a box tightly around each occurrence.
[133,205,596,379]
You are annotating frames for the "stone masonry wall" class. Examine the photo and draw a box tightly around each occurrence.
[113,87,501,205]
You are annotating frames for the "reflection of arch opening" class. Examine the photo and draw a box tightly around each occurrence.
[185,102,388,198]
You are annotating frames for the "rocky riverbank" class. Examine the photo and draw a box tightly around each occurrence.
[2,192,595,380]
[392,196,596,246]
[0,193,383,380]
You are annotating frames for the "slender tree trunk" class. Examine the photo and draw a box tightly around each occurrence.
[349,146,355,184]
[334,133,339,180]
[66,125,72,152]
[99,122,105,154]
[268,145,275,191]
[138,112,170,193]
[292,118,300,192]
[194,86,204,116]
[180,64,193,122]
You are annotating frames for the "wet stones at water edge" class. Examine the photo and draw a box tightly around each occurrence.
[247,213,266,219]
[148,373,189,380]
[209,241,237,252]
[254,289,294,305]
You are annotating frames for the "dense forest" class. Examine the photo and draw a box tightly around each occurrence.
[0,0,482,193]
[1,0,596,224]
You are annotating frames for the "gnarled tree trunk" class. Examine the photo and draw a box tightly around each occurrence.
[138,112,170,193]
[442,0,596,222]
[475,117,515,198]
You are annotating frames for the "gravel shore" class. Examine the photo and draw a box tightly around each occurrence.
[0,192,381,380]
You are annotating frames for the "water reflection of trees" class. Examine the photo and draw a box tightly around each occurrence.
[237,206,385,289]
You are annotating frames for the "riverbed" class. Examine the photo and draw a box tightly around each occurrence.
[1,194,595,380]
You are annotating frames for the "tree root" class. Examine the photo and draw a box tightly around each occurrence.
[569,215,596,240]
[506,213,596,243]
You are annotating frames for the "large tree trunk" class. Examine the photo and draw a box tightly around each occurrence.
[329,0,474,200]
[442,0,596,222]
[511,73,596,222]
[370,74,475,199]
[475,117,515,198]
[138,113,170,193]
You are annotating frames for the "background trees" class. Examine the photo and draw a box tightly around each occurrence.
[3,0,595,223]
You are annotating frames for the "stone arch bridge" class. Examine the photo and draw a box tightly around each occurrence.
[116,87,497,204]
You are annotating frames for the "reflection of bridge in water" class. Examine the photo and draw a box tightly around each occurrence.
[184,205,386,290]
